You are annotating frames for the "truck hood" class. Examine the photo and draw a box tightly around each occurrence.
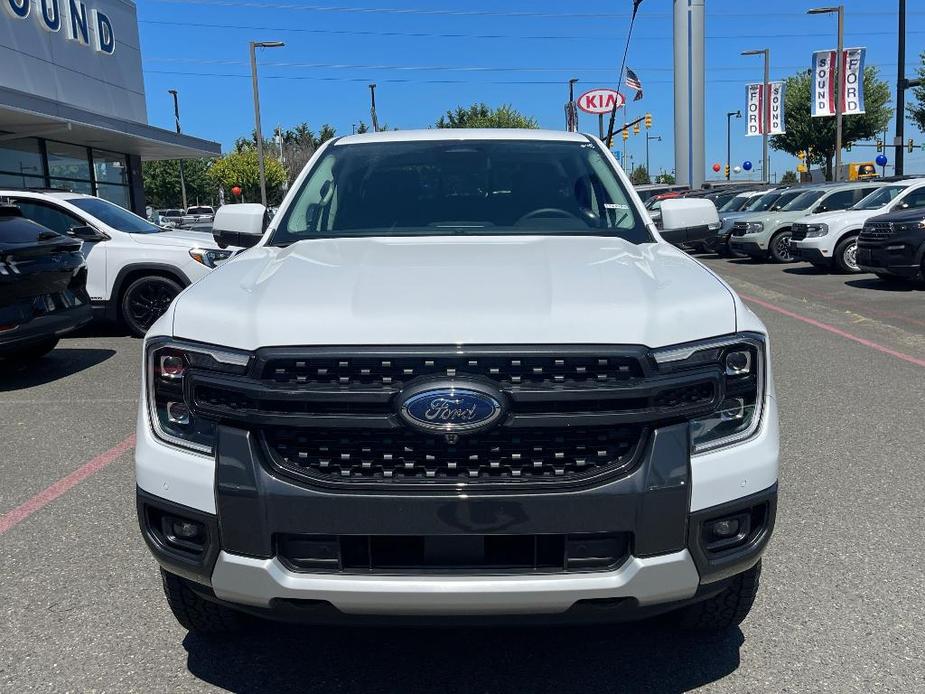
[737,209,806,228]
[794,209,877,228]
[170,235,737,350]
[130,229,218,248]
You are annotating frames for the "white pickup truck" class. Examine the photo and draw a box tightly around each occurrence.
[135,129,779,635]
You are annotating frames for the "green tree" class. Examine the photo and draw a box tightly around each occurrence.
[770,67,892,180]
[654,172,676,184]
[142,158,216,209]
[209,149,287,206]
[909,50,925,132]
[629,165,650,185]
[436,103,538,129]
[779,170,799,184]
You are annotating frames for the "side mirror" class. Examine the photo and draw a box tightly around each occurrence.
[68,225,108,242]
[658,199,720,247]
[212,203,268,249]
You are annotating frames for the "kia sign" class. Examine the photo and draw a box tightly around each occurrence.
[577,89,625,115]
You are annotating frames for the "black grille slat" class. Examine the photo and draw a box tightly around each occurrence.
[859,222,894,242]
[790,224,808,241]
[261,354,643,389]
[265,425,643,485]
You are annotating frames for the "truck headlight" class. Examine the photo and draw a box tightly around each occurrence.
[653,333,766,454]
[805,223,829,237]
[745,222,764,234]
[189,248,233,268]
[146,339,252,454]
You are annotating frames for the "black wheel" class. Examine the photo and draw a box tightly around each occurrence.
[160,570,241,636]
[0,337,59,362]
[833,235,861,273]
[121,275,182,337]
[675,561,762,631]
[768,230,796,263]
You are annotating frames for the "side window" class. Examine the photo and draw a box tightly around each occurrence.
[816,190,855,212]
[855,187,879,203]
[14,200,84,235]
[896,188,925,210]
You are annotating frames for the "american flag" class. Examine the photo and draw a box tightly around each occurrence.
[625,68,644,101]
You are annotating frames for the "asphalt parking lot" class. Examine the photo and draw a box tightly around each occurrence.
[1,257,923,693]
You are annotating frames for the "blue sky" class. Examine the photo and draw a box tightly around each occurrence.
[138,0,925,181]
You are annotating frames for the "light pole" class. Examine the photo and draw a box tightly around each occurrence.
[741,49,770,184]
[250,40,284,207]
[726,110,741,181]
[646,134,661,184]
[168,90,187,210]
[808,6,845,181]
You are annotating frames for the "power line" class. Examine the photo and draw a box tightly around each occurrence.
[139,19,922,42]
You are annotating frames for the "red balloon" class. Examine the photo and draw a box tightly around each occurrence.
[712,163,721,173]
[231,185,242,197]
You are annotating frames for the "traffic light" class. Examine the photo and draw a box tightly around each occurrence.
[633,123,640,135]
[644,113,652,129]
[876,140,883,152]
[622,128,629,141]
[845,142,852,152]
[909,138,915,153]
[724,164,730,178]
[797,150,805,160]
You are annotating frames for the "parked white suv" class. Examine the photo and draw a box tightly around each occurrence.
[135,130,779,635]
[2,190,231,336]
[790,179,925,272]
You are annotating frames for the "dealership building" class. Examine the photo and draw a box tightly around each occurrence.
[0,0,219,214]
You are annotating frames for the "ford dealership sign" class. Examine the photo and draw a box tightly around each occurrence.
[4,0,115,54]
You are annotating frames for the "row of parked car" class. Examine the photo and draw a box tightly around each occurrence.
[1,188,232,361]
[639,178,925,281]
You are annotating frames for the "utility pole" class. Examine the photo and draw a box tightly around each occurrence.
[741,49,770,184]
[168,90,187,210]
[646,134,661,184]
[566,78,579,132]
[896,0,907,175]
[726,110,741,181]
[369,83,380,132]
[250,40,285,207]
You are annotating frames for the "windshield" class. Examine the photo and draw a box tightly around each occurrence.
[782,190,826,211]
[852,185,906,210]
[69,197,162,233]
[273,139,651,245]
[187,207,213,215]
[719,194,750,212]
[746,191,783,212]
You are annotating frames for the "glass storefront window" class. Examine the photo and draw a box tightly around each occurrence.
[0,139,45,180]
[50,178,93,195]
[0,172,45,189]
[96,183,131,209]
[93,149,128,185]
[47,141,91,181]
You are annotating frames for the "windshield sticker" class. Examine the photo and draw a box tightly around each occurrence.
[605,203,629,210]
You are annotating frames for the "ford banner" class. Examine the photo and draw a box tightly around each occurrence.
[812,48,865,117]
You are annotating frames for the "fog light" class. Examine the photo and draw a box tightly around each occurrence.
[158,514,206,552]
[719,397,746,422]
[711,518,740,539]
[160,354,185,379]
[166,401,190,425]
[725,350,751,375]
[172,519,202,540]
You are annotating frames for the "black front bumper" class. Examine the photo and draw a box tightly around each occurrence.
[138,421,777,622]
[0,293,91,354]
[791,246,828,264]
[857,239,924,278]
[729,239,764,257]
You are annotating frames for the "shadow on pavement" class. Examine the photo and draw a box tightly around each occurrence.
[782,265,833,276]
[845,278,924,293]
[0,347,115,390]
[183,621,744,693]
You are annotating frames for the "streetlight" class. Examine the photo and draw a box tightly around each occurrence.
[726,110,741,181]
[249,40,284,207]
[741,49,770,184]
[646,134,661,184]
[807,6,845,181]
[168,89,188,210]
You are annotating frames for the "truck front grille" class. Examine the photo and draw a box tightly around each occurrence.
[790,224,808,241]
[264,424,644,485]
[731,222,748,237]
[859,222,894,242]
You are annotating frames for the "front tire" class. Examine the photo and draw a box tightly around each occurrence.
[833,235,861,273]
[161,570,241,636]
[675,561,762,631]
[121,275,183,337]
[768,230,795,263]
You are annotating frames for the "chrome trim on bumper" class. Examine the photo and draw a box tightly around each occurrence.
[210,549,700,615]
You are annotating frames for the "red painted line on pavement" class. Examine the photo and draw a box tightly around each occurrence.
[741,294,925,368]
[0,434,135,536]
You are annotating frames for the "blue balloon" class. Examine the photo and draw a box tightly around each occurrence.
[742,160,753,171]
[876,154,888,167]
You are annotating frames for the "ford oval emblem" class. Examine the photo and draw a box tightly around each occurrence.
[399,382,504,435]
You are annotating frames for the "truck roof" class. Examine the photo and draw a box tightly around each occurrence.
[335,128,590,146]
